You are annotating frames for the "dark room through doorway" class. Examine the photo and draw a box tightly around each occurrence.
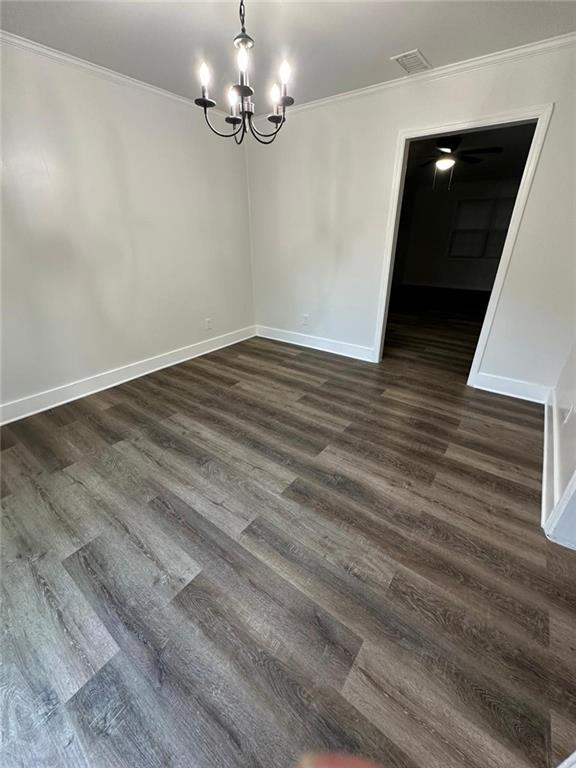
[382,121,537,380]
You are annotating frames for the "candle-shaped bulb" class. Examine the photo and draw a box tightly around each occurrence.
[228,87,239,108]
[199,62,210,88]
[279,60,291,85]
[237,47,249,73]
[270,83,280,105]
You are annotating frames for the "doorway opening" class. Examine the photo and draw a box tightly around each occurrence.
[380,120,537,381]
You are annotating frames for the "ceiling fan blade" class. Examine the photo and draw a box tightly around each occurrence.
[419,158,438,167]
[463,146,503,155]
[459,155,483,164]
[436,134,462,152]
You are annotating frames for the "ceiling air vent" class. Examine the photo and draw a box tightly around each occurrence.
[390,49,431,75]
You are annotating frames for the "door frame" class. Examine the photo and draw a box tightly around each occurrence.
[373,103,554,396]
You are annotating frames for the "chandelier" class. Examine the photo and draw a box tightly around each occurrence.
[194,0,294,145]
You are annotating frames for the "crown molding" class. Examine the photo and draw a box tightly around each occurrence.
[285,31,576,116]
[0,30,203,108]
[0,29,223,118]
[2,27,575,119]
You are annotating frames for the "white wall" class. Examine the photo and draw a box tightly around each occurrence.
[1,39,254,418]
[543,343,576,549]
[2,35,575,419]
[246,39,575,393]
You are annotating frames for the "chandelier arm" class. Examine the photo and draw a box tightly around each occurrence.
[247,112,285,139]
[234,118,247,145]
[247,116,281,145]
[203,109,244,138]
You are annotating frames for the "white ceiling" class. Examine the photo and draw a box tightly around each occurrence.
[2,1,575,109]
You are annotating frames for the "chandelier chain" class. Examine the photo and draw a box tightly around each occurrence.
[239,0,246,32]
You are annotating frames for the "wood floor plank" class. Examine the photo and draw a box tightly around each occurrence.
[2,310,575,767]
[1,552,118,749]
[284,476,549,644]
[63,461,201,597]
[344,640,546,768]
[145,488,363,689]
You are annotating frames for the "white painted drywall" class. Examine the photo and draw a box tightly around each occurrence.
[543,342,576,549]
[2,35,575,416]
[246,41,575,391]
[1,41,253,408]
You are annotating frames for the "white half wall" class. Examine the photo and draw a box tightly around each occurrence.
[1,37,254,421]
[246,37,576,396]
[543,342,576,550]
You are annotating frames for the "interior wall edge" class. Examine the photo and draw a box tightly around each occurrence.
[544,471,576,552]
[465,104,554,384]
[0,326,257,426]
[541,342,576,547]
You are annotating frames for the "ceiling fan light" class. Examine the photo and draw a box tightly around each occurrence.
[436,157,456,171]
[438,147,452,153]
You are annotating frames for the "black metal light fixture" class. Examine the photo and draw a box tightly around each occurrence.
[194,0,294,145]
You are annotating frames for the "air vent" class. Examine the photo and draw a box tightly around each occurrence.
[390,49,431,75]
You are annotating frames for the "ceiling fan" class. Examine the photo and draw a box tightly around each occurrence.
[420,134,503,171]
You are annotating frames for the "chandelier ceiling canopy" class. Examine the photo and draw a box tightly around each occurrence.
[194,0,294,145]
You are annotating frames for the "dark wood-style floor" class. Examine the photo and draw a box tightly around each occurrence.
[2,312,575,768]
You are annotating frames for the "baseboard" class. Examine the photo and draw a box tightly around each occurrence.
[543,455,576,552]
[541,358,576,550]
[255,326,376,362]
[468,371,550,404]
[546,485,576,543]
[0,326,257,425]
[557,750,576,768]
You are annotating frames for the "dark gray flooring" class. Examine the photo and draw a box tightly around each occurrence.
[1,313,575,767]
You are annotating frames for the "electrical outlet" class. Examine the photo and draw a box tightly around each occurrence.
[302,313,310,327]
[204,317,213,331]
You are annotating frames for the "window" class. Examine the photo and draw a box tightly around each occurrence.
[447,197,515,260]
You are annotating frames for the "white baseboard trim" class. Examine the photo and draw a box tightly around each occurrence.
[543,461,576,551]
[255,326,376,362]
[0,326,257,425]
[557,750,576,768]
[468,371,550,404]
